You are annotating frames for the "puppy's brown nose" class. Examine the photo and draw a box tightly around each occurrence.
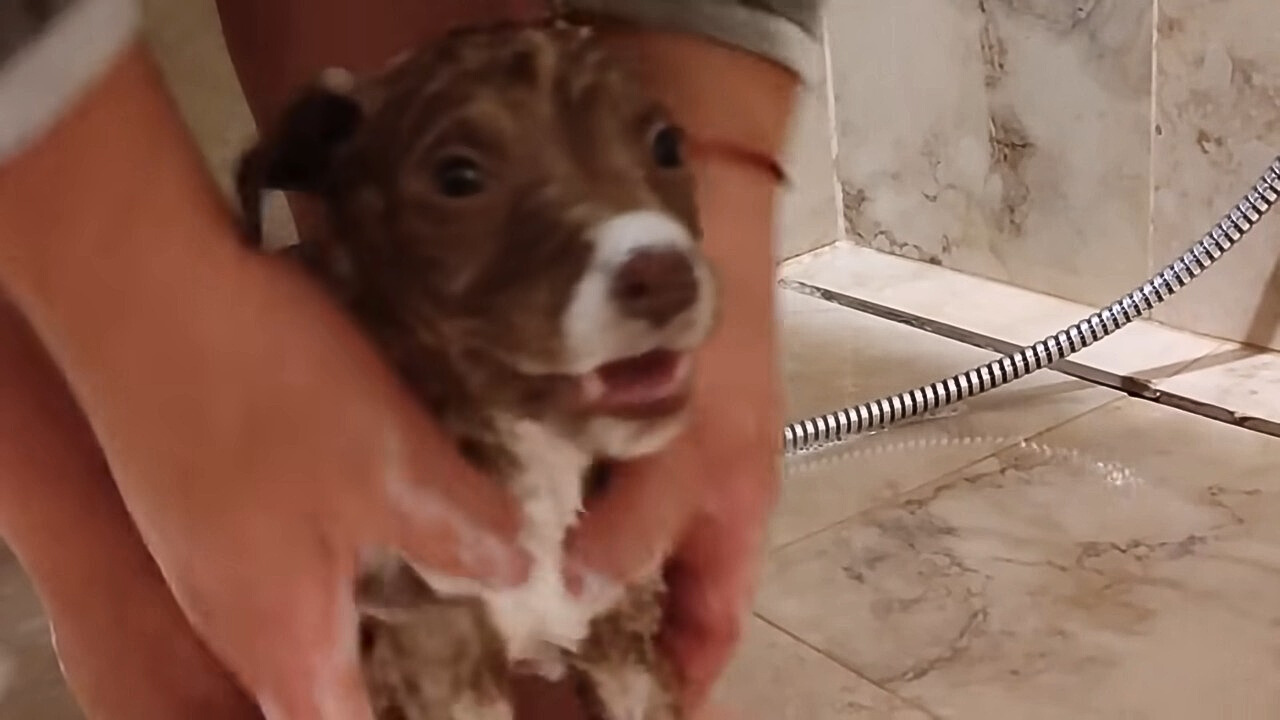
[611,248,698,327]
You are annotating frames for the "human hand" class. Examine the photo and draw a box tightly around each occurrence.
[555,26,793,708]
[0,48,528,720]
[568,141,784,711]
[570,351,780,713]
[102,262,531,720]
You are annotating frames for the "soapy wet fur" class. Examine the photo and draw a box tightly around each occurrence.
[237,23,714,720]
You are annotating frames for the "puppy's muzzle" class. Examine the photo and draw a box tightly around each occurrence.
[610,248,699,328]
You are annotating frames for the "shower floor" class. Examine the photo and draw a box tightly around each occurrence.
[716,245,1280,719]
[4,245,1280,719]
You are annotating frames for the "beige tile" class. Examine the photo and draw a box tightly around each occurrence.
[783,244,1280,428]
[760,398,1280,719]
[1157,342,1280,425]
[0,549,81,720]
[825,0,1153,307]
[782,244,1223,382]
[1150,0,1280,351]
[776,290,1117,547]
[714,617,931,720]
[775,24,839,263]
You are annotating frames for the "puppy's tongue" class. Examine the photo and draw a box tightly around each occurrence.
[581,350,689,410]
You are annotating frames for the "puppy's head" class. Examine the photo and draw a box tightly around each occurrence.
[239,25,716,459]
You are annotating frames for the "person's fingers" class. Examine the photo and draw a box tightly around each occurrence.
[372,413,532,586]
[157,541,372,720]
[565,439,704,585]
[661,527,754,710]
[252,656,375,720]
[390,492,530,587]
[660,461,774,711]
[218,595,374,720]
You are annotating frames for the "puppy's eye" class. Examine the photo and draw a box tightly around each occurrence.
[433,155,485,197]
[650,124,684,169]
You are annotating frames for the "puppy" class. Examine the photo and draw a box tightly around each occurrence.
[236,22,716,720]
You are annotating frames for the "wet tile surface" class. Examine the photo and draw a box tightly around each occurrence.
[714,618,934,720]
[775,290,1117,549]
[759,398,1280,719]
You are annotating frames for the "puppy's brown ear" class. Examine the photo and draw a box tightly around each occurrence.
[235,77,364,246]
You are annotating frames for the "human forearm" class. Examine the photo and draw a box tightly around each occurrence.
[0,45,517,556]
[0,44,245,342]
[0,299,260,719]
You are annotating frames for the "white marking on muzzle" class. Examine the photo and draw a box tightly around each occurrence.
[561,209,713,373]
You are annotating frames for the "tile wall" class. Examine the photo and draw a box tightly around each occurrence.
[826,0,1280,350]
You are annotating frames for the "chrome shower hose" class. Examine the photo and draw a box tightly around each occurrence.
[783,156,1280,455]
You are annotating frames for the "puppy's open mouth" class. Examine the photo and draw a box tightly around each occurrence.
[578,350,692,419]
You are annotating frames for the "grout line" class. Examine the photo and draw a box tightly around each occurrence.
[756,398,1137,716]
[752,613,944,719]
[769,435,1011,554]
[781,278,1280,439]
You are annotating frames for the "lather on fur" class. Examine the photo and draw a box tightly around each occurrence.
[236,22,717,720]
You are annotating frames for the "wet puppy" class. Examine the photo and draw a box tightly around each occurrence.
[237,22,716,720]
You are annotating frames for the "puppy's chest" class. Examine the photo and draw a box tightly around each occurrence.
[416,418,615,662]
[496,419,593,545]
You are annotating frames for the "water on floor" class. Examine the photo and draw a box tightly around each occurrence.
[4,289,1280,719]
[722,291,1280,719]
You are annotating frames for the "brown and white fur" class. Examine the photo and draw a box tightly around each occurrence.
[236,22,716,720]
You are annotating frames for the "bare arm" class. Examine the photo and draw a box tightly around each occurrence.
[1,16,527,720]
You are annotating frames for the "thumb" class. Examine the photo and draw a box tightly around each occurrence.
[371,420,530,586]
[566,438,703,584]
[253,626,380,720]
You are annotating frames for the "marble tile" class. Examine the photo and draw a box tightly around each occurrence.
[0,548,81,720]
[714,617,932,720]
[759,397,1280,719]
[1150,0,1280,351]
[1158,342,1280,425]
[825,0,1153,308]
[782,244,1225,383]
[775,23,840,262]
[776,289,1117,547]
